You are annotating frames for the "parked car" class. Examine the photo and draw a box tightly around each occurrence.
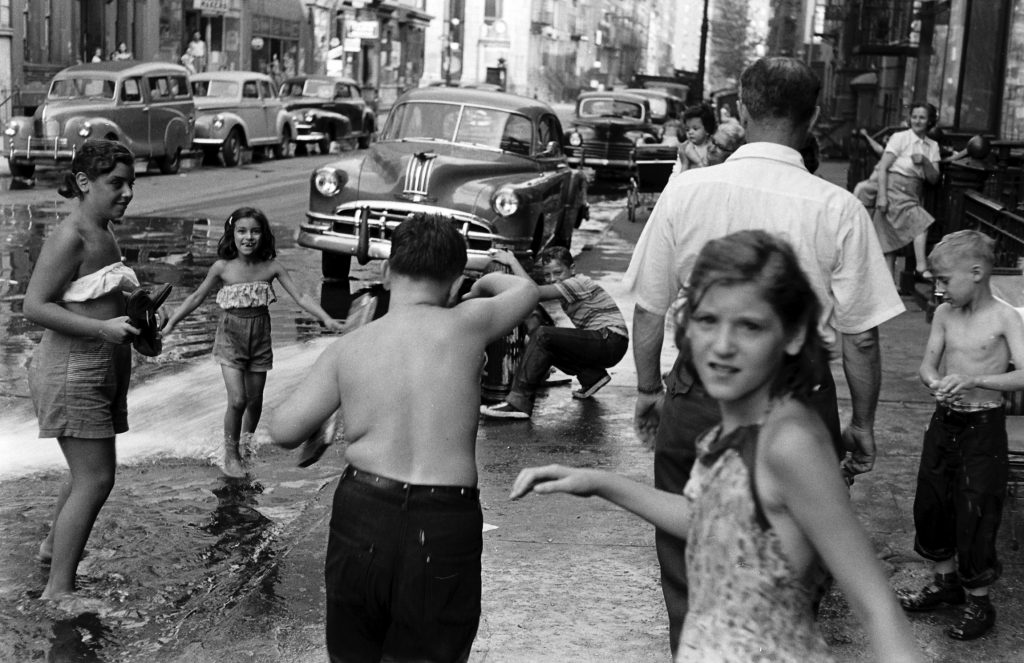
[279,75,375,154]
[190,71,294,166]
[564,90,674,222]
[300,87,589,280]
[623,87,684,144]
[3,61,195,178]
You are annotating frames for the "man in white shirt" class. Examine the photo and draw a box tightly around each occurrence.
[625,56,905,656]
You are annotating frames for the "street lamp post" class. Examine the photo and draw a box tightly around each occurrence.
[444,18,460,86]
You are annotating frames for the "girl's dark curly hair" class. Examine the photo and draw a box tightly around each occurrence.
[217,207,277,261]
[674,229,829,401]
[57,139,135,199]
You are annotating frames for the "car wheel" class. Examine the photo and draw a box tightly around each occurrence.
[222,128,243,167]
[357,127,373,149]
[322,253,352,281]
[318,132,332,155]
[157,148,182,175]
[273,128,291,159]
[10,161,35,179]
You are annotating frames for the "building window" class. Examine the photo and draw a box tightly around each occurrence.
[485,0,503,23]
[1,0,10,28]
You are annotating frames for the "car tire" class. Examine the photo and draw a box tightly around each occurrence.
[357,126,373,149]
[10,161,35,179]
[222,129,243,167]
[322,253,351,281]
[273,128,291,159]
[318,132,332,156]
[157,148,182,175]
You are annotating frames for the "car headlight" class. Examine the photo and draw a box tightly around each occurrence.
[493,189,520,217]
[78,122,92,138]
[213,115,225,129]
[4,121,17,137]
[568,132,582,147]
[304,112,315,123]
[314,168,343,197]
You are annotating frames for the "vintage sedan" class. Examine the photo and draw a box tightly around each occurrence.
[565,90,676,220]
[3,61,195,178]
[300,87,589,280]
[190,71,294,166]
[279,75,375,154]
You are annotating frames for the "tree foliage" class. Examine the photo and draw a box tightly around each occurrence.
[709,0,762,93]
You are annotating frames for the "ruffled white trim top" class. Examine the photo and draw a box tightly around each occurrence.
[61,261,140,303]
[216,281,277,309]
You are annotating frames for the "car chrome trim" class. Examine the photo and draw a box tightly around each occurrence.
[404,152,436,196]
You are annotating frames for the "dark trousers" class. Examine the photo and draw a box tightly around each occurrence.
[653,353,842,654]
[913,405,1007,588]
[507,326,628,411]
[325,467,483,663]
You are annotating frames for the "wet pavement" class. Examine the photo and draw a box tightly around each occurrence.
[2,162,1024,662]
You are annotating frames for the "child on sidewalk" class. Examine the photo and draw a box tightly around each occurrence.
[510,230,922,661]
[269,214,538,662]
[480,246,628,419]
[162,207,344,477]
[900,229,1024,639]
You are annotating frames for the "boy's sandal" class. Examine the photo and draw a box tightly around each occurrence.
[126,283,172,357]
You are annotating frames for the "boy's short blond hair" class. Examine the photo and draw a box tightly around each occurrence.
[928,230,996,272]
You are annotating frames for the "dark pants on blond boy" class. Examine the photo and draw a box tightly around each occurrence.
[913,405,1008,588]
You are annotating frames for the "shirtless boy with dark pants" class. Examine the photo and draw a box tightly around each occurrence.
[270,214,539,662]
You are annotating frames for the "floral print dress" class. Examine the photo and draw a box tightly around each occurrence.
[676,424,834,662]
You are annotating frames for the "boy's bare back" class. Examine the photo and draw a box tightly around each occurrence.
[331,303,494,485]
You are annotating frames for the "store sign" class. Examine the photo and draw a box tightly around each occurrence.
[347,20,379,40]
[196,0,232,16]
[343,37,362,53]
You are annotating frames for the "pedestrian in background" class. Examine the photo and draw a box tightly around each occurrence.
[24,140,140,608]
[270,215,539,662]
[111,42,132,61]
[705,120,745,167]
[869,103,942,283]
[186,31,207,72]
[162,207,344,477]
[901,230,1024,639]
[625,56,904,656]
[480,246,629,419]
[512,231,923,662]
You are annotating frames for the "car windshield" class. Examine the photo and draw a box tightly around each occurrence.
[303,81,336,99]
[48,77,116,100]
[578,98,643,119]
[191,80,239,98]
[645,97,667,116]
[382,102,534,155]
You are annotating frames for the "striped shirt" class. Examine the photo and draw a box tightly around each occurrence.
[554,274,628,338]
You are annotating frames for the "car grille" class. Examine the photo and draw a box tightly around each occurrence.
[328,203,495,252]
[578,141,634,162]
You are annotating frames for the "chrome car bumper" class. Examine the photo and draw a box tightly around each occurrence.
[293,122,327,143]
[300,201,507,270]
[193,137,226,146]
[8,137,75,163]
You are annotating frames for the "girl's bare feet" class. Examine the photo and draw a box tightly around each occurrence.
[223,441,247,478]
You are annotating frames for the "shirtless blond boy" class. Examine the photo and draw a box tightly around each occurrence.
[900,229,1024,640]
[270,215,538,662]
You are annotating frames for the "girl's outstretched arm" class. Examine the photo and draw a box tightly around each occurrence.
[763,413,923,663]
[272,262,345,331]
[510,464,691,539]
[162,260,225,335]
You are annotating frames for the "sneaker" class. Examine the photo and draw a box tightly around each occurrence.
[572,374,611,399]
[947,595,996,640]
[899,574,966,612]
[480,402,530,419]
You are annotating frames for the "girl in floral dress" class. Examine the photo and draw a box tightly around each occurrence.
[163,207,343,476]
[511,230,922,662]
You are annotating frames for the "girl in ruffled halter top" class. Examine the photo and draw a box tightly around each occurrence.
[163,207,344,477]
[510,231,923,663]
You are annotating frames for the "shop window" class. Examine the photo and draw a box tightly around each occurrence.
[957,0,1010,132]
[485,0,503,23]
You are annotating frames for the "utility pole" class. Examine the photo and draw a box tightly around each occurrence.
[696,0,710,102]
